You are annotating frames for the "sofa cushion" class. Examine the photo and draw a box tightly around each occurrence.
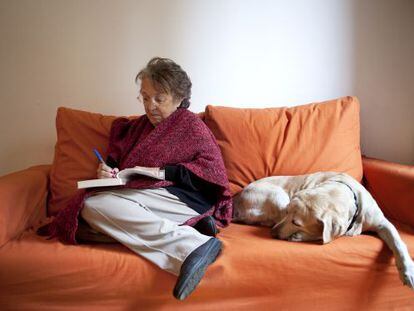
[204,96,363,194]
[48,108,121,215]
[1,225,413,309]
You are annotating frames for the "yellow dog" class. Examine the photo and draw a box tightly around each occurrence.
[233,172,414,289]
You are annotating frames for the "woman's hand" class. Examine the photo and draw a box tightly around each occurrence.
[97,163,119,179]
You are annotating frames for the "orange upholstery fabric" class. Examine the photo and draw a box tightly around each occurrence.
[363,156,414,227]
[3,99,413,309]
[48,108,121,215]
[0,165,50,247]
[1,224,413,310]
[204,96,363,194]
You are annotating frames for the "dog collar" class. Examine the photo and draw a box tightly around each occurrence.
[331,180,361,233]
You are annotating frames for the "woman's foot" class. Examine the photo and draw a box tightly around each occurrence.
[173,238,222,300]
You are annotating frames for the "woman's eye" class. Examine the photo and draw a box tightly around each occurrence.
[155,96,166,103]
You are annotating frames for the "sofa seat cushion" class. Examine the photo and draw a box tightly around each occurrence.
[205,96,363,194]
[1,224,413,310]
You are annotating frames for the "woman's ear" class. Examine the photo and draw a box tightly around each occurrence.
[174,96,184,109]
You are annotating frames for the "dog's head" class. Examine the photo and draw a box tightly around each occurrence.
[270,185,352,244]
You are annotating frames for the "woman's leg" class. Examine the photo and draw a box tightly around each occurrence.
[80,188,211,276]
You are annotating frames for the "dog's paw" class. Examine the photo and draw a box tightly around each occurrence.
[399,260,414,290]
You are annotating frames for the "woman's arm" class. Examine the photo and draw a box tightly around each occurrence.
[105,117,132,167]
[106,155,119,169]
[164,165,219,204]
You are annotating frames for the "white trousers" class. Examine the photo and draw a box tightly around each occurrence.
[81,188,211,275]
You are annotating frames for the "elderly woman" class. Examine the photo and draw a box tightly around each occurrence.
[39,57,233,300]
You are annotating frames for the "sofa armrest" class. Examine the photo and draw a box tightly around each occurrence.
[362,156,414,227]
[0,165,51,247]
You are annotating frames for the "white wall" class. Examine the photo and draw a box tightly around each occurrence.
[0,0,413,176]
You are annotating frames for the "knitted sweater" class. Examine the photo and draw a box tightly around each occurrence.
[39,108,233,244]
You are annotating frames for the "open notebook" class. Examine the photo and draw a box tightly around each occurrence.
[77,167,162,189]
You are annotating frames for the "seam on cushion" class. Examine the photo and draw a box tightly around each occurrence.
[88,205,183,262]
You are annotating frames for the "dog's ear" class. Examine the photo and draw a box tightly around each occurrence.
[319,216,342,244]
[319,217,333,244]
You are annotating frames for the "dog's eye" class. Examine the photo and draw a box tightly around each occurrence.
[292,219,302,227]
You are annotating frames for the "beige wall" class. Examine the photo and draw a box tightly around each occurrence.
[353,0,414,166]
[1,0,413,176]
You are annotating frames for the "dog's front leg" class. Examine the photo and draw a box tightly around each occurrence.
[375,218,414,289]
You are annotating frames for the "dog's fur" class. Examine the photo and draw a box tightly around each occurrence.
[233,172,414,289]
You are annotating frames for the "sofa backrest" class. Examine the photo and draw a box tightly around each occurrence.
[204,96,362,194]
[48,108,120,215]
[48,96,362,214]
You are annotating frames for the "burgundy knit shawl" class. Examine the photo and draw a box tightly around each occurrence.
[44,108,233,244]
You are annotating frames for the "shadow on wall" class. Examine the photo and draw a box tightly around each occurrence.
[353,0,414,165]
[1,0,413,177]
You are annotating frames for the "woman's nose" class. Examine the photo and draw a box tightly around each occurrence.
[149,97,159,107]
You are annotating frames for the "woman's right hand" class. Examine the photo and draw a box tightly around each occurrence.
[97,163,119,179]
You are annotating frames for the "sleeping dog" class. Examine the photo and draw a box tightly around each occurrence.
[233,172,414,289]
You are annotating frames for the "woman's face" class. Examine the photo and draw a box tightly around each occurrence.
[139,78,182,126]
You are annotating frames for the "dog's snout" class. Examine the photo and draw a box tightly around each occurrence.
[270,223,281,239]
[271,214,288,238]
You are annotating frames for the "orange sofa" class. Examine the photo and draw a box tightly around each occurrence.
[1,97,414,310]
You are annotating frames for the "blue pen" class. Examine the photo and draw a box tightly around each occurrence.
[93,148,106,164]
[94,148,116,177]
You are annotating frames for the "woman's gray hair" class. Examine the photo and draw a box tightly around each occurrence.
[136,57,192,108]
